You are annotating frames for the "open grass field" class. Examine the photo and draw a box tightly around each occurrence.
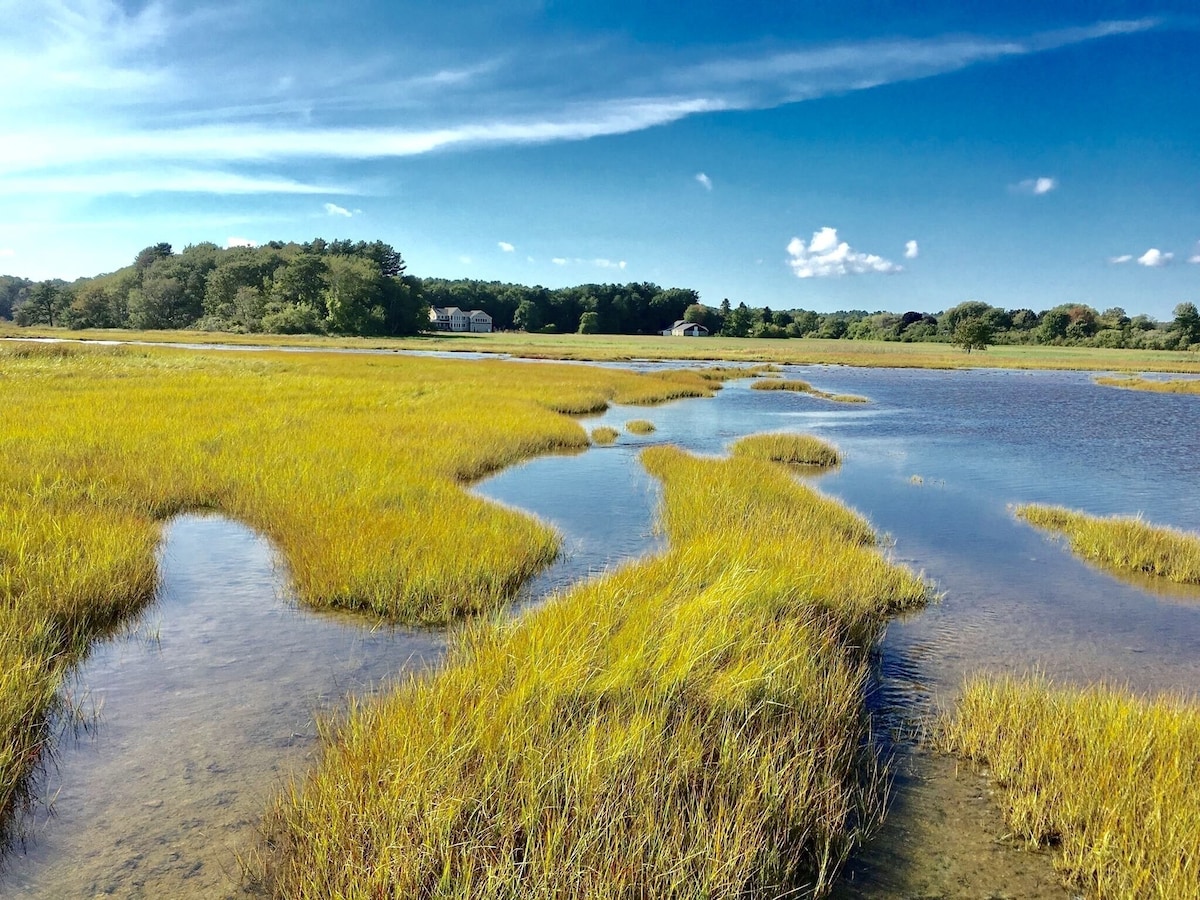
[1095,375,1200,394]
[6,324,1200,372]
[943,675,1200,898]
[1016,504,1200,585]
[257,444,927,899]
[0,342,725,840]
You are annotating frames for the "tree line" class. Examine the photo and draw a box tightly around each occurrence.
[3,241,1198,350]
[2,239,425,336]
[679,297,1199,350]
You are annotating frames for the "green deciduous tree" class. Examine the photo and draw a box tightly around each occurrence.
[1173,302,1200,347]
[953,317,993,353]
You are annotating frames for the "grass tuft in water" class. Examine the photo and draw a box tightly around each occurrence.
[590,425,619,444]
[732,433,841,468]
[624,419,656,434]
[1016,503,1200,584]
[750,379,868,404]
[942,674,1200,899]
[259,447,927,899]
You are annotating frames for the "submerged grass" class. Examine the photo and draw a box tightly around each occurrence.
[258,446,927,898]
[0,343,725,841]
[750,379,869,404]
[1095,375,1200,394]
[732,432,842,468]
[942,675,1200,898]
[1016,504,1200,584]
[625,418,656,434]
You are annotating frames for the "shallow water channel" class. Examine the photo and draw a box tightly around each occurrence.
[4,363,1199,898]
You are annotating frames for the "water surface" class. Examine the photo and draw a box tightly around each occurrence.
[6,363,1199,898]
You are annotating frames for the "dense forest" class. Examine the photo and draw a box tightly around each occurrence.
[3,240,1198,350]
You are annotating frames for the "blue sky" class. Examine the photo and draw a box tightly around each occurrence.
[1,1,1197,318]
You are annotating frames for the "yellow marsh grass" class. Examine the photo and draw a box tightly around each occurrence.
[750,378,869,404]
[732,432,841,468]
[625,418,656,434]
[259,447,927,899]
[0,343,723,835]
[15,326,1200,374]
[1095,375,1200,394]
[590,425,619,444]
[943,675,1200,899]
[1016,504,1200,585]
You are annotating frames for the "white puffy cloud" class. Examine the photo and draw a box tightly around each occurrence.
[551,257,567,265]
[904,239,919,259]
[225,236,257,248]
[695,172,712,191]
[1188,243,1200,264]
[324,202,352,217]
[786,227,903,278]
[1109,254,1133,264]
[1137,248,1173,267]
[1014,176,1057,195]
[498,241,515,252]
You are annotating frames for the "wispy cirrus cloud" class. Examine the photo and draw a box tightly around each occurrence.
[0,169,351,196]
[324,202,353,217]
[551,257,627,270]
[0,4,1162,199]
[787,227,903,278]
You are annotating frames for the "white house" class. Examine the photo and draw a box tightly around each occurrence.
[429,306,493,333]
[660,320,709,337]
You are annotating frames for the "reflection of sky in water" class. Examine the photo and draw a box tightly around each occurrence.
[6,362,1200,898]
[482,367,1200,703]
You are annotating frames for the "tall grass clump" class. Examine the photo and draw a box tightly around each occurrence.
[590,425,619,444]
[1095,375,1200,394]
[259,446,926,898]
[0,344,720,842]
[750,379,869,404]
[943,675,1200,898]
[625,418,656,434]
[732,432,841,468]
[1016,504,1200,584]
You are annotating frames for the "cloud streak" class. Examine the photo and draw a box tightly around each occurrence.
[0,8,1162,196]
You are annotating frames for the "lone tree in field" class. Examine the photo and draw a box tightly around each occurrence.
[953,316,993,353]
